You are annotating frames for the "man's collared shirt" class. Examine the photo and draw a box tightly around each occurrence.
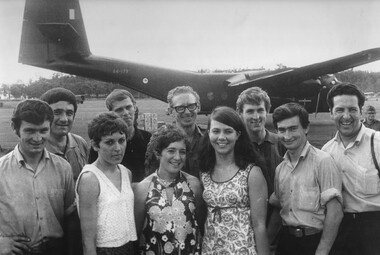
[46,133,89,182]
[322,125,380,213]
[89,127,151,183]
[0,145,75,245]
[362,118,380,131]
[183,124,204,178]
[270,142,342,230]
[252,129,286,196]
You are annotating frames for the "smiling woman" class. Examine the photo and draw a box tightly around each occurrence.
[134,124,205,255]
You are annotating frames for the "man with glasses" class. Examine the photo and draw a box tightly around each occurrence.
[167,86,204,177]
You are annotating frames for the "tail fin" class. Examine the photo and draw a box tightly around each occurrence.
[19,0,91,68]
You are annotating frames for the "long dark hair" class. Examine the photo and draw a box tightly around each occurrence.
[199,106,265,173]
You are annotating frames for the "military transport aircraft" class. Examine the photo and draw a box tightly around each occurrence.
[19,0,380,114]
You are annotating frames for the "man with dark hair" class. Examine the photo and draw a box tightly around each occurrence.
[270,103,343,255]
[41,88,88,182]
[362,105,380,131]
[40,87,88,255]
[167,86,204,177]
[322,83,380,255]
[88,89,151,182]
[0,99,75,255]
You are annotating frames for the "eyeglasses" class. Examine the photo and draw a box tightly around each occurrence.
[172,103,198,113]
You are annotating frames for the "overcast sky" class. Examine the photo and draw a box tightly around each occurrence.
[1,0,380,84]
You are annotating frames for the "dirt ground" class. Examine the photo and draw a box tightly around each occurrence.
[1,97,380,156]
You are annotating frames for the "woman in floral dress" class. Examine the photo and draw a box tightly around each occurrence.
[199,106,269,255]
[134,125,205,254]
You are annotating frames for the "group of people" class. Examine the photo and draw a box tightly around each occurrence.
[0,82,379,255]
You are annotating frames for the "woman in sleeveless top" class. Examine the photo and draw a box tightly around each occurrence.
[76,112,137,255]
[134,125,205,255]
[199,106,270,255]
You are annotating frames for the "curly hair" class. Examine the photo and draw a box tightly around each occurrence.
[199,106,265,173]
[40,88,78,113]
[144,124,189,176]
[88,112,129,147]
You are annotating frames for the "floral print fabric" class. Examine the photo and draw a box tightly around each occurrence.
[141,171,201,255]
[201,165,257,255]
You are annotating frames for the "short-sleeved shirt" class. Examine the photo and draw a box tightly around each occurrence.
[183,125,204,178]
[89,128,151,182]
[362,118,380,131]
[46,132,89,182]
[322,125,380,213]
[0,145,75,245]
[252,129,286,196]
[270,142,342,230]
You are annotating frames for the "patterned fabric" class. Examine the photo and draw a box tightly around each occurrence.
[201,165,257,255]
[141,171,201,254]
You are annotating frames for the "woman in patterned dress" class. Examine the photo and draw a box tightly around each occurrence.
[134,125,205,255]
[199,106,270,255]
[76,112,137,255]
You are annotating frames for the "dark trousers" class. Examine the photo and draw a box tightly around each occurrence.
[276,227,322,255]
[96,242,135,255]
[329,211,380,255]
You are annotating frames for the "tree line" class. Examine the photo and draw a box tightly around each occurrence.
[1,70,380,99]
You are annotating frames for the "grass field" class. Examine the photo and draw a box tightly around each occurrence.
[1,97,380,156]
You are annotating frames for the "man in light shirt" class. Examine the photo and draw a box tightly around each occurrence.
[270,103,343,255]
[322,83,380,255]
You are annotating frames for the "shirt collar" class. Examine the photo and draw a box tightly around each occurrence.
[264,129,277,144]
[333,124,365,145]
[283,141,311,163]
[14,144,50,168]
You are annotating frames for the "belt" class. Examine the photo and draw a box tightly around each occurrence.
[345,211,380,220]
[285,226,321,238]
[26,238,63,254]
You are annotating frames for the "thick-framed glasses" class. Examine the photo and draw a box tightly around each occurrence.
[173,103,198,113]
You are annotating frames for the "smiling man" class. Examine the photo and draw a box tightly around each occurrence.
[270,103,343,255]
[322,83,380,255]
[41,88,89,183]
[167,86,204,177]
[0,99,75,255]
[41,88,88,255]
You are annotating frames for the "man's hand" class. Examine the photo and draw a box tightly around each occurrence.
[0,236,31,255]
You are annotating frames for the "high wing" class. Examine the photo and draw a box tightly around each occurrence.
[19,0,380,114]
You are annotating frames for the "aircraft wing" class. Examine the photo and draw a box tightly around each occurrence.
[226,48,380,88]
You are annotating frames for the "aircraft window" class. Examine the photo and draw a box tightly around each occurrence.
[143,78,149,84]
[207,92,214,101]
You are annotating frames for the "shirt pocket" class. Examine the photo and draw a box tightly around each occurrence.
[355,166,379,196]
[297,186,319,212]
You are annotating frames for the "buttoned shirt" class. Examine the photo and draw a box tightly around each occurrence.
[46,133,89,182]
[270,142,342,230]
[89,127,151,182]
[362,118,380,131]
[0,145,75,245]
[322,125,380,213]
[183,124,204,178]
[252,129,286,196]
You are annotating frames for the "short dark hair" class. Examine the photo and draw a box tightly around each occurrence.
[88,112,129,147]
[327,83,365,110]
[272,103,310,130]
[199,106,264,173]
[144,124,189,176]
[11,99,54,135]
[105,89,136,111]
[364,105,376,113]
[40,88,78,113]
[236,87,272,113]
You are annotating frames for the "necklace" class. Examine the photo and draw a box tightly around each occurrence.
[156,171,178,187]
